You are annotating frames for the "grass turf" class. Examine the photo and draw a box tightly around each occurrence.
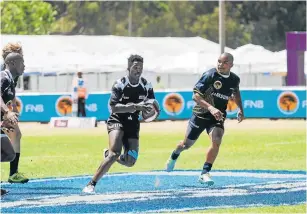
[1,127,305,213]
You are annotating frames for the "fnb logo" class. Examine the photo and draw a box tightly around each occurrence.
[302,100,306,108]
[244,100,264,108]
[25,104,44,113]
[85,103,97,112]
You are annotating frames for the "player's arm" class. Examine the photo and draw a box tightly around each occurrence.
[144,82,160,113]
[192,93,212,110]
[192,73,212,110]
[1,74,10,114]
[111,103,136,113]
[232,88,243,113]
[0,97,10,115]
[109,83,137,113]
[11,98,19,113]
[192,73,223,120]
[0,98,14,132]
[232,80,244,122]
[1,76,18,124]
[146,81,155,100]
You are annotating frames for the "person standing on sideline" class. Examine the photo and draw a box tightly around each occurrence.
[155,75,165,90]
[72,71,87,117]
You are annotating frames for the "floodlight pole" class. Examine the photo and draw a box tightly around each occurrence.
[219,0,226,54]
[128,1,133,36]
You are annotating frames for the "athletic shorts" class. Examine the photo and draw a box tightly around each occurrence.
[106,114,140,140]
[186,113,225,141]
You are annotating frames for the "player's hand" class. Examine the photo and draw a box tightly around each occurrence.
[3,111,19,125]
[1,121,15,133]
[12,107,19,115]
[135,102,152,113]
[208,106,224,121]
[237,110,244,123]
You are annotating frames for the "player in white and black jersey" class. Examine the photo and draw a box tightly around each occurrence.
[165,53,244,186]
[83,54,157,193]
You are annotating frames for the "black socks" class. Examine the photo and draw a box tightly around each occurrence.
[201,162,212,174]
[10,153,20,176]
[171,151,180,160]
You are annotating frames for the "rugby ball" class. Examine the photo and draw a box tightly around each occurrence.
[142,99,160,122]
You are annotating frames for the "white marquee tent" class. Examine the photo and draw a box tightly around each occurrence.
[231,44,307,74]
[1,35,305,76]
[1,35,234,75]
[1,35,305,91]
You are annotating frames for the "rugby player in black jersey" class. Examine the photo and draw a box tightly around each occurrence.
[1,53,25,196]
[1,43,29,184]
[165,53,244,186]
[83,55,157,193]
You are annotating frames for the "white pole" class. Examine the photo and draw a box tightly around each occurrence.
[219,0,226,54]
[128,1,133,36]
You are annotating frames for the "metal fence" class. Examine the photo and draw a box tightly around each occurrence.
[16,70,286,93]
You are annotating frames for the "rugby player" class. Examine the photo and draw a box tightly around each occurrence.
[83,54,157,193]
[1,43,29,184]
[1,53,25,195]
[165,53,244,186]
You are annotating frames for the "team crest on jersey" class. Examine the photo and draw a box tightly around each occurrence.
[213,81,222,89]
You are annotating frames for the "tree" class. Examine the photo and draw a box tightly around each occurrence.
[190,5,252,49]
[240,1,306,51]
[2,1,304,51]
[1,1,57,34]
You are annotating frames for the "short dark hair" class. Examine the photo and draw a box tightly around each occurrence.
[128,54,143,70]
[5,52,23,64]
[222,52,234,63]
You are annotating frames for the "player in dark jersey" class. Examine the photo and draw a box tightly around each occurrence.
[165,53,244,186]
[83,54,156,193]
[1,53,25,196]
[1,43,29,184]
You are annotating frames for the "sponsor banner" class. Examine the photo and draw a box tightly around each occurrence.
[50,117,97,128]
[15,89,306,122]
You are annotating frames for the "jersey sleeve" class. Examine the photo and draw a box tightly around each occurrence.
[233,76,240,94]
[14,76,19,88]
[146,81,155,99]
[1,72,10,96]
[109,81,123,106]
[193,72,212,96]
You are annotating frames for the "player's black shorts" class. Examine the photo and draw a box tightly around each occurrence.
[186,113,225,141]
[106,113,140,140]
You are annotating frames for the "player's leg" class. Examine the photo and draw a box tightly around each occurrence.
[92,130,123,180]
[1,132,16,196]
[198,122,224,186]
[1,133,16,163]
[77,98,81,117]
[5,124,29,184]
[116,138,139,167]
[83,128,123,193]
[165,114,205,172]
[115,118,140,167]
[81,98,86,117]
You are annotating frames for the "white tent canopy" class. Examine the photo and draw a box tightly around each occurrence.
[1,35,233,75]
[231,44,307,74]
[1,35,305,75]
